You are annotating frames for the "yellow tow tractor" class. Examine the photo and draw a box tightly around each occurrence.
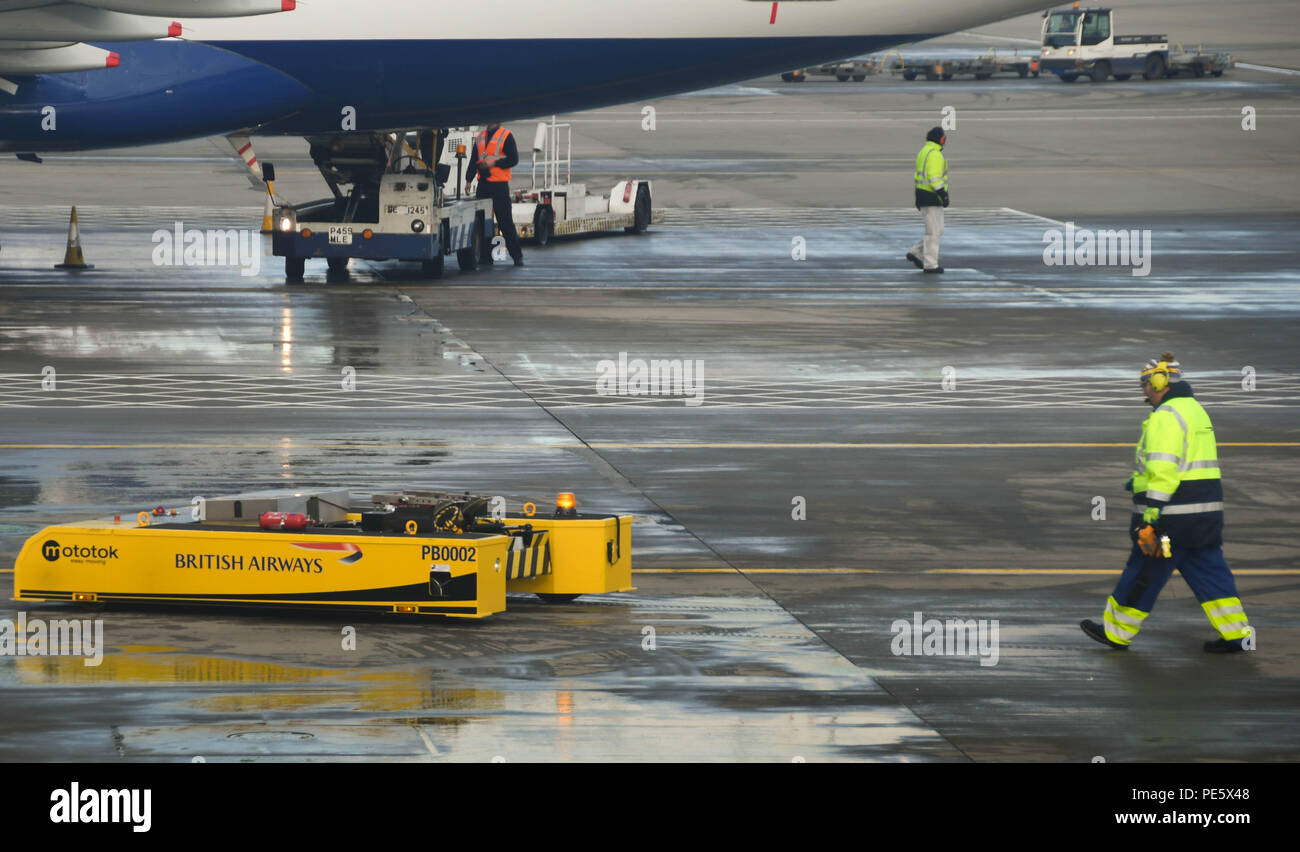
[13,490,631,619]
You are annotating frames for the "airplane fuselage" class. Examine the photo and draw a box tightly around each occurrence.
[0,0,1048,152]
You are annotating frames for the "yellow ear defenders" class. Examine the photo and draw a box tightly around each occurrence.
[1140,358,1176,392]
[1146,361,1170,392]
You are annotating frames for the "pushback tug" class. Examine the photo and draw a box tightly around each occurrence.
[14,490,631,619]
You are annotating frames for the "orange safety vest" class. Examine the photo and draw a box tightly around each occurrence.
[475,126,512,183]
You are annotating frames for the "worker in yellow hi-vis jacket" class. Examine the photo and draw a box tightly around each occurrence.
[906,126,948,274]
[1081,353,1254,654]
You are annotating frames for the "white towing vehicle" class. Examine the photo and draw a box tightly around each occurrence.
[442,118,657,248]
[1039,5,1233,83]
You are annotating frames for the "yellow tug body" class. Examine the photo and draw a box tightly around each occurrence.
[13,491,632,619]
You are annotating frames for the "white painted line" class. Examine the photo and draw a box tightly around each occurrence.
[569,112,1300,124]
[1001,206,1066,228]
[38,155,315,164]
[1236,62,1300,76]
[952,30,1041,46]
[411,724,441,758]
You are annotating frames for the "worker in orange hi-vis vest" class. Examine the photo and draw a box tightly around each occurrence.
[466,121,524,266]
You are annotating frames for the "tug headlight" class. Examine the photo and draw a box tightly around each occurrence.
[411,219,425,233]
[279,216,293,231]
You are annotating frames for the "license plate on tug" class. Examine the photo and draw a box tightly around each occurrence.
[328,226,353,245]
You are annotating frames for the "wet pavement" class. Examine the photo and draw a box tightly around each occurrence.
[1,58,1298,761]
[0,581,965,762]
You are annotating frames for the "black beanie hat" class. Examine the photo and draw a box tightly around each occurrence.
[926,126,945,144]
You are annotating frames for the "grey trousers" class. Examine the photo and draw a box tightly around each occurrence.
[909,205,944,269]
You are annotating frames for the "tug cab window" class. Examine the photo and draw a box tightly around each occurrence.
[1044,12,1081,47]
[1080,11,1110,46]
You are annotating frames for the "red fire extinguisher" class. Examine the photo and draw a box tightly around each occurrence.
[259,512,311,530]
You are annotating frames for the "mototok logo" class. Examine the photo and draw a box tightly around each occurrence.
[42,540,119,562]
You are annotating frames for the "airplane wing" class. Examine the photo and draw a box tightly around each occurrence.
[0,1,294,76]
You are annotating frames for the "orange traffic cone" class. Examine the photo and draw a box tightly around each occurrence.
[54,206,93,269]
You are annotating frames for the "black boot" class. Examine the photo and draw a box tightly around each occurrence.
[1080,619,1128,650]
[906,252,923,269]
[1203,637,1246,653]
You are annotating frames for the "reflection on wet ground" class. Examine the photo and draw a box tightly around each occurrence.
[0,587,959,761]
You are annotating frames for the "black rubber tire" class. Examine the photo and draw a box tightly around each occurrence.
[533,206,554,247]
[421,256,443,279]
[780,72,796,82]
[479,221,495,264]
[941,72,953,80]
[284,256,305,282]
[836,74,850,82]
[1060,72,1079,83]
[1090,61,1110,82]
[1212,70,1223,77]
[852,74,866,82]
[326,257,349,273]
[536,593,582,604]
[1114,73,1131,81]
[624,184,651,234]
[903,70,917,81]
[1142,54,1166,80]
[457,214,482,271]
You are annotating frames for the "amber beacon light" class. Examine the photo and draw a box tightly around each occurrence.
[555,492,578,518]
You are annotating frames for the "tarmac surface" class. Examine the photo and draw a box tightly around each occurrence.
[1,7,1297,761]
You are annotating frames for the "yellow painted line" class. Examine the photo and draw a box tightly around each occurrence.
[2,566,1288,577]
[1222,443,1300,447]
[594,442,1300,450]
[2,442,1297,450]
[634,568,1300,576]
[0,443,583,450]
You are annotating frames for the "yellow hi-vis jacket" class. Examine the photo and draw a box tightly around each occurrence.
[914,141,947,205]
[1131,384,1225,548]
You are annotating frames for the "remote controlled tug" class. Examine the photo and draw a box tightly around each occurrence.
[14,490,632,619]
